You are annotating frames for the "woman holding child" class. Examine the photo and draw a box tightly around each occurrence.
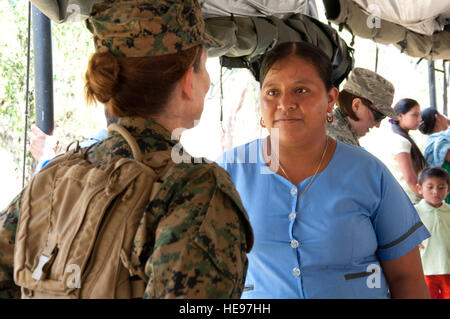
[218,42,430,298]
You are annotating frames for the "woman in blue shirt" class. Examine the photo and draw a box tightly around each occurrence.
[217,42,430,298]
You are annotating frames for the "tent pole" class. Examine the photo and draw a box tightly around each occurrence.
[32,5,54,135]
[428,60,436,109]
[374,45,378,73]
[22,2,32,188]
[444,60,448,116]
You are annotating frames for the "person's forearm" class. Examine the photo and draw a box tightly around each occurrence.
[405,175,420,196]
[406,180,420,196]
[395,154,419,195]
[381,248,430,299]
[388,276,430,299]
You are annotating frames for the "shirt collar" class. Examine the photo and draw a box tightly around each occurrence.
[417,198,449,213]
[112,116,178,147]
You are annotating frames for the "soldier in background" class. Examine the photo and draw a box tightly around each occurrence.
[0,0,253,299]
[327,68,397,147]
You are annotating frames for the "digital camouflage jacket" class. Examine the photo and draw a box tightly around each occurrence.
[326,108,360,147]
[0,117,253,299]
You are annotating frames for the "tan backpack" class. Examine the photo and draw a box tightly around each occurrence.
[13,124,174,298]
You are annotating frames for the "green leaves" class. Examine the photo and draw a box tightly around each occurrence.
[0,2,99,186]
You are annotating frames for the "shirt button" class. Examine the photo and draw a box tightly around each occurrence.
[290,239,299,248]
[293,268,301,277]
[290,188,297,196]
[289,212,296,221]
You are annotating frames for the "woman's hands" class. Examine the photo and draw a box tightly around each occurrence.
[29,124,58,162]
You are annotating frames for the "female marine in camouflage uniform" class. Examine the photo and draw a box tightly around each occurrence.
[0,0,252,299]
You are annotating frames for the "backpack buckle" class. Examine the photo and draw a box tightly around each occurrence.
[31,234,58,281]
[32,254,52,280]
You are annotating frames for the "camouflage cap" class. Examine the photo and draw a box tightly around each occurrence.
[86,0,222,57]
[343,67,397,120]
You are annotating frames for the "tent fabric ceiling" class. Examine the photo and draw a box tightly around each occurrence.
[203,0,450,60]
[352,0,450,36]
[30,0,317,23]
[29,0,450,60]
[325,0,450,60]
[201,0,315,19]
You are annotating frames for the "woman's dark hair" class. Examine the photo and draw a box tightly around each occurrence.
[418,166,450,186]
[391,98,425,174]
[85,45,203,118]
[336,90,374,121]
[259,42,333,91]
[418,107,439,135]
[392,98,419,122]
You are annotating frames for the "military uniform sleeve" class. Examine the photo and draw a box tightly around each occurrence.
[143,164,253,299]
[0,194,21,299]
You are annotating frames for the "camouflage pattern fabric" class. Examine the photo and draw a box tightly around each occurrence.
[0,117,253,299]
[86,0,223,57]
[327,108,361,147]
[343,67,396,120]
[0,194,21,299]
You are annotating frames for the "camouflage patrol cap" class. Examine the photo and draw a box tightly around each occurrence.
[86,0,222,57]
[343,67,397,120]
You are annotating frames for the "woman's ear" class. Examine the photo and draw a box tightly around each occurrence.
[180,66,195,100]
[351,98,361,113]
[416,184,423,197]
[327,87,339,112]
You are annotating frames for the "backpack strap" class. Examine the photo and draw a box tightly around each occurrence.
[65,140,81,153]
[108,123,143,162]
[106,123,176,200]
[105,123,177,297]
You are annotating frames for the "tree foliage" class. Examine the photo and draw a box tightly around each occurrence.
[0,1,102,187]
[0,0,34,180]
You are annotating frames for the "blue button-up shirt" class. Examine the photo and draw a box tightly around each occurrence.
[217,139,430,298]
